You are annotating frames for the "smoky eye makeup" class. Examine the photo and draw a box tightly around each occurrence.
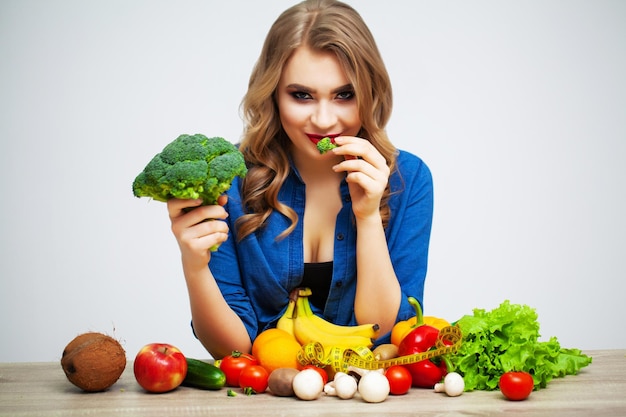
[290,90,312,100]
[284,83,355,101]
[336,89,355,100]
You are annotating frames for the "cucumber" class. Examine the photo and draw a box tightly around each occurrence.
[182,358,226,390]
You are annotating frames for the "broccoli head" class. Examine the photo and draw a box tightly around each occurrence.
[316,137,337,154]
[132,134,247,205]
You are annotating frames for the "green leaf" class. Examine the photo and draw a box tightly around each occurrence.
[449,300,592,391]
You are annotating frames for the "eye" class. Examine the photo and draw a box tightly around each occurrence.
[290,91,312,100]
[336,89,355,100]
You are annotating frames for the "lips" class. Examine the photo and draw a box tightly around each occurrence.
[307,134,338,145]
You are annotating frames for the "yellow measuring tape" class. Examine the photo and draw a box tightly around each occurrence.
[297,325,462,373]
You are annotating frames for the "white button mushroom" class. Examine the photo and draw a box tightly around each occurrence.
[434,372,465,397]
[292,369,324,400]
[334,373,358,399]
[357,370,390,403]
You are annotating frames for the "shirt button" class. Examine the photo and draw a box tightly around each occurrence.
[343,195,351,202]
[336,281,343,288]
[336,233,344,241]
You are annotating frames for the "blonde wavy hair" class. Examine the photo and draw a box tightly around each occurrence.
[237,0,397,241]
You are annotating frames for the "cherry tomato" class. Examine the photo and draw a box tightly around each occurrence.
[239,365,269,393]
[385,365,412,395]
[301,365,328,385]
[499,371,534,401]
[219,351,259,387]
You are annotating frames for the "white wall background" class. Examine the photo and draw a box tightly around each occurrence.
[1,0,624,362]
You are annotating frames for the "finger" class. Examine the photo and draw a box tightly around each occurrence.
[179,231,228,263]
[188,206,229,228]
[178,218,230,251]
[334,158,388,184]
[332,136,360,159]
[170,208,228,245]
[196,217,230,235]
[167,198,203,218]
[333,137,386,168]
[345,170,382,192]
[217,194,228,206]
[171,201,229,222]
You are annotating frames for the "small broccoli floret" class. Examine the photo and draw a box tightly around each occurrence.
[316,137,337,154]
[133,134,247,205]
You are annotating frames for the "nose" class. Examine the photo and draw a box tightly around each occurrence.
[311,100,337,130]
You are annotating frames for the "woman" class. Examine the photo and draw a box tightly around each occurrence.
[167,0,433,359]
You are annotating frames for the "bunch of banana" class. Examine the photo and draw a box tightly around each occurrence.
[276,295,297,336]
[277,287,379,350]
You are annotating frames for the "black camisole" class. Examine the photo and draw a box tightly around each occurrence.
[301,261,333,310]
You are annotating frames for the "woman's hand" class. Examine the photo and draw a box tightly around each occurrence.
[331,136,390,222]
[167,197,230,271]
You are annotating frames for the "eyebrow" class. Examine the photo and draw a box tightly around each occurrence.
[285,83,354,94]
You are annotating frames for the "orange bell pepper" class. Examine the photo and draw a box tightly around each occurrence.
[391,297,451,346]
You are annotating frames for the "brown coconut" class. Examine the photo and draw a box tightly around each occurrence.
[61,332,126,392]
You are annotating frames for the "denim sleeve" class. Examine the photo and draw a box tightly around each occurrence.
[386,151,434,323]
[206,178,259,343]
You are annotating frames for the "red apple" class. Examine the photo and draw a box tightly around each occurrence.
[133,343,187,393]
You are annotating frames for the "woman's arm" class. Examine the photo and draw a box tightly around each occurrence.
[167,198,251,359]
[182,263,251,359]
[332,137,401,335]
[354,214,401,336]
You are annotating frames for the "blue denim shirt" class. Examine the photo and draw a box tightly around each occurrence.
[207,149,433,345]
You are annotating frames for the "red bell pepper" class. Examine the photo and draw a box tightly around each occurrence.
[396,299,444,388]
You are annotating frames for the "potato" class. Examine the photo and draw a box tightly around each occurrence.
[268,367,299,397]
[61,332,126,392]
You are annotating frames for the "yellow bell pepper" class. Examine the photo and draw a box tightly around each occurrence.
[391,297,451,346]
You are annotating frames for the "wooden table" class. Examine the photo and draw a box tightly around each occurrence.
[1,350,624,417]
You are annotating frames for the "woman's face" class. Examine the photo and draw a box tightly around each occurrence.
[276,46,361,160]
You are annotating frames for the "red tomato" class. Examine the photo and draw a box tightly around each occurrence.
[301,365,328,385]
[499,371,534,401]
[239,365,269,393]
[385,365,412,395]
[219,351,259,387]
